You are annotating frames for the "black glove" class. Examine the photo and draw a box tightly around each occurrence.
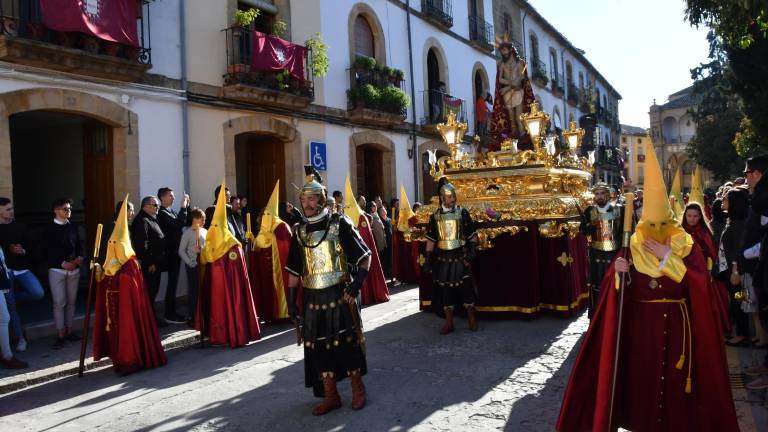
[345,267,368,298]
[288,287,299,320]
[465,241,477,263]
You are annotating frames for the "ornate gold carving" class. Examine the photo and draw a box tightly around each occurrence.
[556,252,574,267]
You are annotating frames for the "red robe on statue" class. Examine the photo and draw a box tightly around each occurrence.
[684,223,731,333]
[392,215,421,284]
[489,58,536,151]
[93,257,167,374]
[557,244,738,431]
[249,222,292,322]
[197,245,261,347]
[358,214,389,305]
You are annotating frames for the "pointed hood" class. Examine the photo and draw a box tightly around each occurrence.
[255,180,282,249]
[397,184,416,232]
[689,165,705,206]
[103,194,136,276]
[641,141,676,225]
[344,175,364,227]
[670,165,684,218]
[201,181,241,264]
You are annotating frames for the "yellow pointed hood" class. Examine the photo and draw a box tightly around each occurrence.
[689,165,705,206]
[344,175,364,227]
[255,180,283,249]
[397,184,415,232]
[103,194,136,276]
[201,181,241,264]
[641,141,676,225]
[669,165,684,218]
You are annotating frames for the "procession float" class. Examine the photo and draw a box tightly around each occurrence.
[405,37,595,318]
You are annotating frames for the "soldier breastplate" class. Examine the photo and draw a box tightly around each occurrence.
[299,219,348,289]
[590,207,620,252]
[435,208,465,251]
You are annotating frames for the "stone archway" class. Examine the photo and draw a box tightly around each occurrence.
[348,3,387,65]
[222,114,301,201]
[0,88,138,203]
[349,131,396,202]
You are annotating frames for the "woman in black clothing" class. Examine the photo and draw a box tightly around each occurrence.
[719,188,750,345]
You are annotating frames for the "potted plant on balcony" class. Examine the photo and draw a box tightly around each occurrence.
[359,83,381,109]
[391,68,405,86]
[305,32,329,78]
[353,55,376,73]
[276,69,291,90]
[271,20,287,38]
[380,86,411,116]
[232,8,260,35]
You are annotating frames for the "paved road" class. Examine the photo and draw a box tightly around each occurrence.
[0,286,763,431]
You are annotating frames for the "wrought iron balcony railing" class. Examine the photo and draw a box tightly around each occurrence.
[421,89,466,126]
[223,26,314,99]
[347,67,408,117]
[422,0,453,28]
[0,0,152,65]
[468,15,493,49]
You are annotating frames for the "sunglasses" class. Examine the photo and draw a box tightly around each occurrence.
[743,169,756,175]
[56,207,72,212]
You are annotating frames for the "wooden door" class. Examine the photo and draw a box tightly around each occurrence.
[356,145,383,201]
[82,121,114,249]
[245,135,286,213]
[422,150,449,200]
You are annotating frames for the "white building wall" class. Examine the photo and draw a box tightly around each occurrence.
[146,0,183,80]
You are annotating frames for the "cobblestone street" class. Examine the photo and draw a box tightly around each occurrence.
[0,287,765,431]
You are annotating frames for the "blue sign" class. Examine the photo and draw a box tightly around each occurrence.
[310,141,327,171]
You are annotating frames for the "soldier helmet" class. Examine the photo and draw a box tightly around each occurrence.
[300,165,327,206]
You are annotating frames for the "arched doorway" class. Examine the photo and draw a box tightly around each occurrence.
[427,48,443,123]
[356,144,384,200]
[234,133,286,213]
[9,110,114,243]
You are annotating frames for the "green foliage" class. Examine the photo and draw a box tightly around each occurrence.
[393,68,405,81]
[304,33,329,77]
[382,66,394,76]
[275,69,290,90]
[353,55,376,70]
[234,8,260,27]
[379,86,411,114]
[358,83,380,106]
[733,116,762,157]
[271,20,287,38]
[686,106,743,181]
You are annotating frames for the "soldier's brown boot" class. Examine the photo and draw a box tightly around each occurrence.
[312,372,341,416]
[466,305,478,332]
[440,308,455,335]
[350,369,367,410]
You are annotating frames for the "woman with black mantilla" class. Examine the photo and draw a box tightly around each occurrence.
[285,166,371,416]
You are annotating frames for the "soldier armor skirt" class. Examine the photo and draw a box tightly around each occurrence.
[588,249,617,317]
[302,284,367,397]
[431,248,476,310]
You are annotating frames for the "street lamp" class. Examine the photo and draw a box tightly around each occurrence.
[436,111,467,167]
[520,102,550,152]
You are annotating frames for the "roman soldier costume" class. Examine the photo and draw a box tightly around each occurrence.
[424,177,478,334]
[285,166,371,416]
[582,182,623,318]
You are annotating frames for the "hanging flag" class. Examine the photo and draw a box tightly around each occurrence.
[40,0,141,47]
[251,31,306,80]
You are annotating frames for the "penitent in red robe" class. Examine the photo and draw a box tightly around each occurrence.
[93,257,167,374]
[392,215,421,284]
[684,223,731,334]
[357,214,389,305]
[557,244,738,431]
[249,222,292,322]
[197,245,261,347]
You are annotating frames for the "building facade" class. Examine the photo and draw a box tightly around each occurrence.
[649,86,714,192]
[620,124,650,190]
[491,0,623,186]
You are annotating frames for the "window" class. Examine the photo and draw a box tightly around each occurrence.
[502,13,512,36]
[549,49,558,78]
[637,138,642,144]
[565,62,573,85]
[622,137,627,143]
[353,15,375,59]
[529,33,540,63]
[578,72,584,89]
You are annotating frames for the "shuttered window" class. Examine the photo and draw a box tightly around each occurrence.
[353,16,375,59]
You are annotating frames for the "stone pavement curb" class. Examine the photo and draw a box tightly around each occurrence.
[0,329,201,396]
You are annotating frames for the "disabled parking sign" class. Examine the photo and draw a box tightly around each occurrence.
[310,141,327,171]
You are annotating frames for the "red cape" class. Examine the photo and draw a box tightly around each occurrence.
[249,222,292,322]
[392,216,421,284]
[557,244,738,431]
[489,59,537,151]
[684,223,732,333]
[197,245,261,347]
[358,214,389,305]
[93,257,167,373]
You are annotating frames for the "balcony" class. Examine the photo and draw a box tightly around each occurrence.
[420,89,466,132]
[567,83,578,106]
[468,15,493,52]
[0,0,152,82]
[223,27,314,110]
[550,72,565,96]
[531,59,548,87]
[347,65,408,127]
[422,0,453,28]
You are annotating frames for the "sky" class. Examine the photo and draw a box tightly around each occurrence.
[527,0,711,129]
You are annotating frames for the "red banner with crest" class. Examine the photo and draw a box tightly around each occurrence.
[40,0,140,47]
[251,31,306,80]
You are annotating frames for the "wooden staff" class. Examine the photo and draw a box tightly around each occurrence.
[607,192,634,430]
[78,223,103,378]
[246,212,252,252]
[196,224,205,348]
